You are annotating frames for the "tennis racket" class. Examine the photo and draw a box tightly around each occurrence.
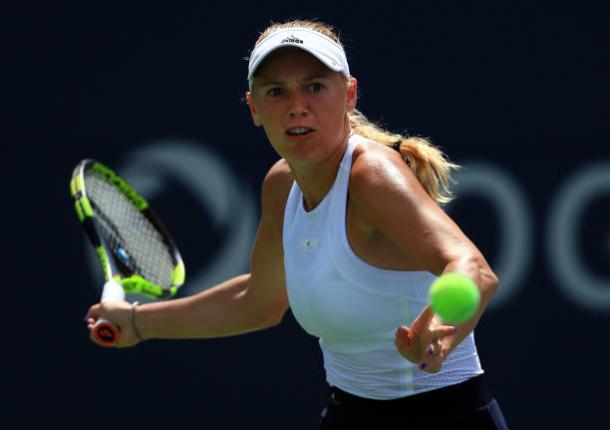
[70,159,185,345]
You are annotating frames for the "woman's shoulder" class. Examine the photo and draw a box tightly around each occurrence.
[260,159,294,224]
[347,136,439,235]
[262,159,293,192]
[351,134,404,167]
[349,136,415,195]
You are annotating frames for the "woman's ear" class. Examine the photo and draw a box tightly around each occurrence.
[246,92,262,127]
[346,77,358,112]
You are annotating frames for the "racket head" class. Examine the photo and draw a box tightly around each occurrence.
[70,159,185,299]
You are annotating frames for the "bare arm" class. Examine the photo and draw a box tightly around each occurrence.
[135,211,289,340]
[349,145,498,370]
[86,161,292,347]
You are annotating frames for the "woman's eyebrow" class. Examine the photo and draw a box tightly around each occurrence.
[257,78,284,87]
[302,74,328,81]
[257,73,330,87]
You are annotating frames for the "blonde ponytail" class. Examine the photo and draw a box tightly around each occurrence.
[349,109,459,204]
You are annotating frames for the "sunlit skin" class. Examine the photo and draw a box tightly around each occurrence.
[247,48,357,210]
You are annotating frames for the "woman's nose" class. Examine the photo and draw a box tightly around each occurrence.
[288,91,309,117]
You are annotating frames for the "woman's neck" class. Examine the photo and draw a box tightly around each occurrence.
[289,136,349,212]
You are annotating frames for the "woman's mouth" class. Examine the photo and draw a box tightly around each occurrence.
[286,127,314,137]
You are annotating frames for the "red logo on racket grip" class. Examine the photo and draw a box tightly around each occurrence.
[97,326,115,342]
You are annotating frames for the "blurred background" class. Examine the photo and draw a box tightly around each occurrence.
[3,1,608,428]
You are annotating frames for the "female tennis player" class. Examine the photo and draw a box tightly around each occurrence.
[86,19,508,429]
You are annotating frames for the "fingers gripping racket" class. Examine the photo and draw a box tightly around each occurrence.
[70,159,185,345]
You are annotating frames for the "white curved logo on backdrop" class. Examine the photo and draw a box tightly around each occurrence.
[547,163,610,311]
[448,161,534,309]
[87,139,258,299]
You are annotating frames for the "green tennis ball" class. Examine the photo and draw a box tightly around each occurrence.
[429,273,481,324]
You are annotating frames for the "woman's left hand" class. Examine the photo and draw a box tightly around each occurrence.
[394,305,457,373]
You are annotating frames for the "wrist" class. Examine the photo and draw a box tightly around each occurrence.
[131,301,145,341]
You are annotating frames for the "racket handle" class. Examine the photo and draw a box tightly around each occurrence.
[92,280,126,346]
[101,279,125,301]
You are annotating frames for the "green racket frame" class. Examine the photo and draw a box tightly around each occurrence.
[70,159,185,299]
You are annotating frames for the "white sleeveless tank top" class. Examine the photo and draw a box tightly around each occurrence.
[282,134,483,400]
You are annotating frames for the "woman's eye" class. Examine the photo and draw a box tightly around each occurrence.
[267,88,283,97]
[309,83,325,92]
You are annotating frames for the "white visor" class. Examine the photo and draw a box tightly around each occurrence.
[247,27,350,89]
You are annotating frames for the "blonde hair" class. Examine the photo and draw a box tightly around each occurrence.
[349,110,459,204]
[252,20,459,204]
[254,19,340,47]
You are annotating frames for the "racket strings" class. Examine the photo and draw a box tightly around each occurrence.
[84,170,176,289]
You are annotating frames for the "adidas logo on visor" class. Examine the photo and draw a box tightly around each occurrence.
[281,34,303,44]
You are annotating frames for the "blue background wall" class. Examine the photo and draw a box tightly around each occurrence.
[3,1,609,428]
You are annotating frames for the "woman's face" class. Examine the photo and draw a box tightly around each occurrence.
[247,48,357,166]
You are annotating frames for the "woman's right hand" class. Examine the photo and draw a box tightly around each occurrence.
[394,305,457,373]
[85,301,141,348]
